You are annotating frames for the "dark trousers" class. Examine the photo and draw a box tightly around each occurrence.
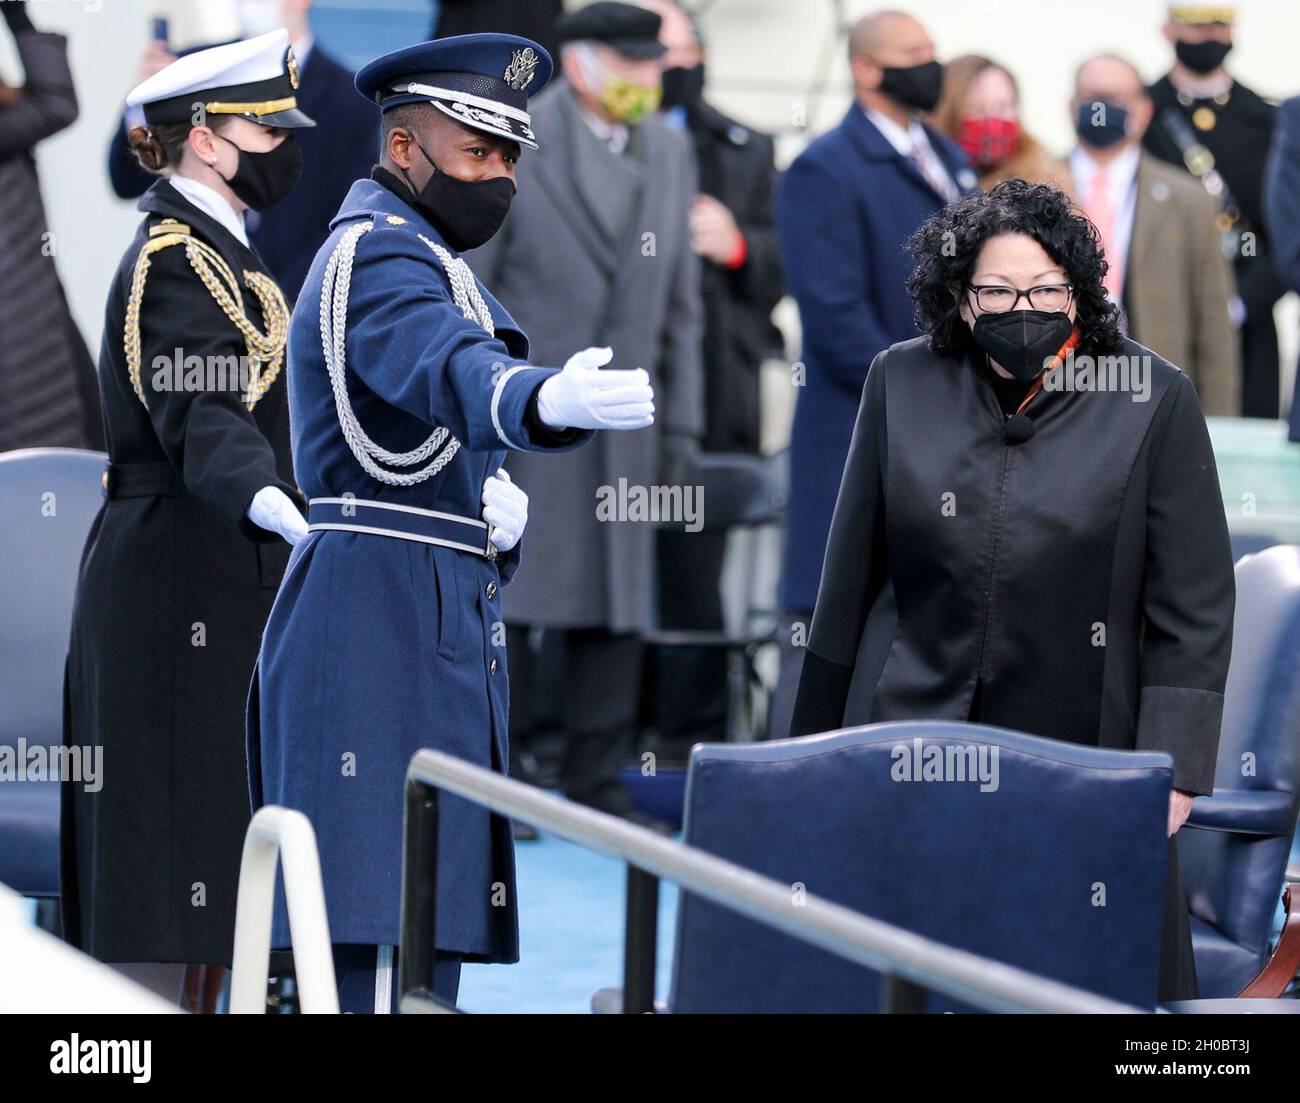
[648,529,730,747]
[1158,837,1199,1002]
[508,625,644,810]
[1236,254,1285,419]
[768,611,811,741]
[331,943,462,1014]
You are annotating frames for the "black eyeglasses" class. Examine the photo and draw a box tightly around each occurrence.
[966,284,1075,313]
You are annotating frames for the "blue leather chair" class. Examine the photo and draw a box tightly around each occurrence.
[667,722,1173,1012]
[0,449,105,909]
[1180,545,1300,997]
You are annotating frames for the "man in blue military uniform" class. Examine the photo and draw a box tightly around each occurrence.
[247,33,657,1013]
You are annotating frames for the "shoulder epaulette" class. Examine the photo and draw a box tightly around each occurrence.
[124,218,289,410]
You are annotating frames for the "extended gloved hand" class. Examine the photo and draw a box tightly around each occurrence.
[482,468,528,553]
[536,346,655,431]
[247,485,308,546]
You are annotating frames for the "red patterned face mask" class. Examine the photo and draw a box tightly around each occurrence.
[957,116,1020,171]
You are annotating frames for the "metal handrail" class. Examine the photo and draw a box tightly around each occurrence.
[402,749,1146,1014]
[229,806,339,1014]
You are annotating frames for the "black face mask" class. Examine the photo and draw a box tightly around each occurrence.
[1175,38,1233,75]
[216,132,302,211]
[877,60,944,113]
[661,64,706,110]
[972,309,1075,384]
[401,139,515,252]
[1074,99,1129,150]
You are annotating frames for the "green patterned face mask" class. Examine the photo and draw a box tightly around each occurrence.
[598,74,661,125]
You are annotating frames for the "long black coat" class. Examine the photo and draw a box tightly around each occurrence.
[791,335,1236,1000]
[61,181,299,965]
[680,99,784,454]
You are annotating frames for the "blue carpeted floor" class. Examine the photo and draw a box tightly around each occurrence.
[457,831,679,1014]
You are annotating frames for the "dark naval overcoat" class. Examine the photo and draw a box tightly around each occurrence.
[62,180,299,964]
[248,177,593,961]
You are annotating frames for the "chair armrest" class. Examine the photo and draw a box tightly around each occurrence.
[1185,789,1297,836]
[1237,884,1300,997]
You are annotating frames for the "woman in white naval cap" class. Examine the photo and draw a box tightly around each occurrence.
[62,30,314,1009]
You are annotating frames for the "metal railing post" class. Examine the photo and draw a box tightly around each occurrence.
[880,971,929,1013]
[399,776,442,1007]
[622,867,659,1013]
[229,807,338,1014]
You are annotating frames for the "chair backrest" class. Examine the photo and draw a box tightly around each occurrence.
[669,721,1171,1012]
[0,449,106,751]
[1181,545,1300,967]
[662,450,786,533]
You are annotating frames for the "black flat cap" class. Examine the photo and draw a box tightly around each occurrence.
[556,1,667,60]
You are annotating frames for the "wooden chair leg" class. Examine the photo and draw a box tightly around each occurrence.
[179,964,226,1013]
[1236,884,1300,997]
[198,965,227,1014]
[181,963,202,1012]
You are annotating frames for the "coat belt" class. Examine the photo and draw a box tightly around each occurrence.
[307,497,497,559]
[102,461,176,499]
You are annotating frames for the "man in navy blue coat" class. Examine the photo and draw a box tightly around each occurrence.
[106,2,376,302]
[247,33,657,1013]
[770,10,975,738]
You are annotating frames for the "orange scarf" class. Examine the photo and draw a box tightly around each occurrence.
[1015,324,1082,416]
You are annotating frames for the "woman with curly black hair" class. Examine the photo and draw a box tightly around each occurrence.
[790,179,1235,1001]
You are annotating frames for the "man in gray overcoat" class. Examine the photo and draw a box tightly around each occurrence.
[469,2,703,824]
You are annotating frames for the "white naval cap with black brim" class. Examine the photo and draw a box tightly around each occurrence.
[126,29,316,129]
[354,33,554,151]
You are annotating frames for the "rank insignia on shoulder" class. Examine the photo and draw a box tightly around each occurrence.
[150,218,191,236]
[386,215,408,225]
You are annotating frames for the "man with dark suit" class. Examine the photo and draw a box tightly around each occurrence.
[1070,53,1238,415]
[770,9,975,739]
[106,0,376,302]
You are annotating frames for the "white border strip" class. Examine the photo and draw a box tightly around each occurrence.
[307,522,487,557]
[491,364,534,448]
[310,497,487,529]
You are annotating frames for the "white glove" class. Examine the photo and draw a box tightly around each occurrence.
[482,468,528,553]
[247,485,308,546]
[536,346,655,431]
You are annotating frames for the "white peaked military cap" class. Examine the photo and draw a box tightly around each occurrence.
[126,29,315,129]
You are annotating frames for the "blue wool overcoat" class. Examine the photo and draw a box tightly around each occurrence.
[248,178,592,960]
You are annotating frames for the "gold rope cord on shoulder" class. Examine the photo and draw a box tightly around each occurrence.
[124,219,290,410]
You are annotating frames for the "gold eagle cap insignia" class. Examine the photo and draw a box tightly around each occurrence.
[503,47,539,92]
[286,47,300,90]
